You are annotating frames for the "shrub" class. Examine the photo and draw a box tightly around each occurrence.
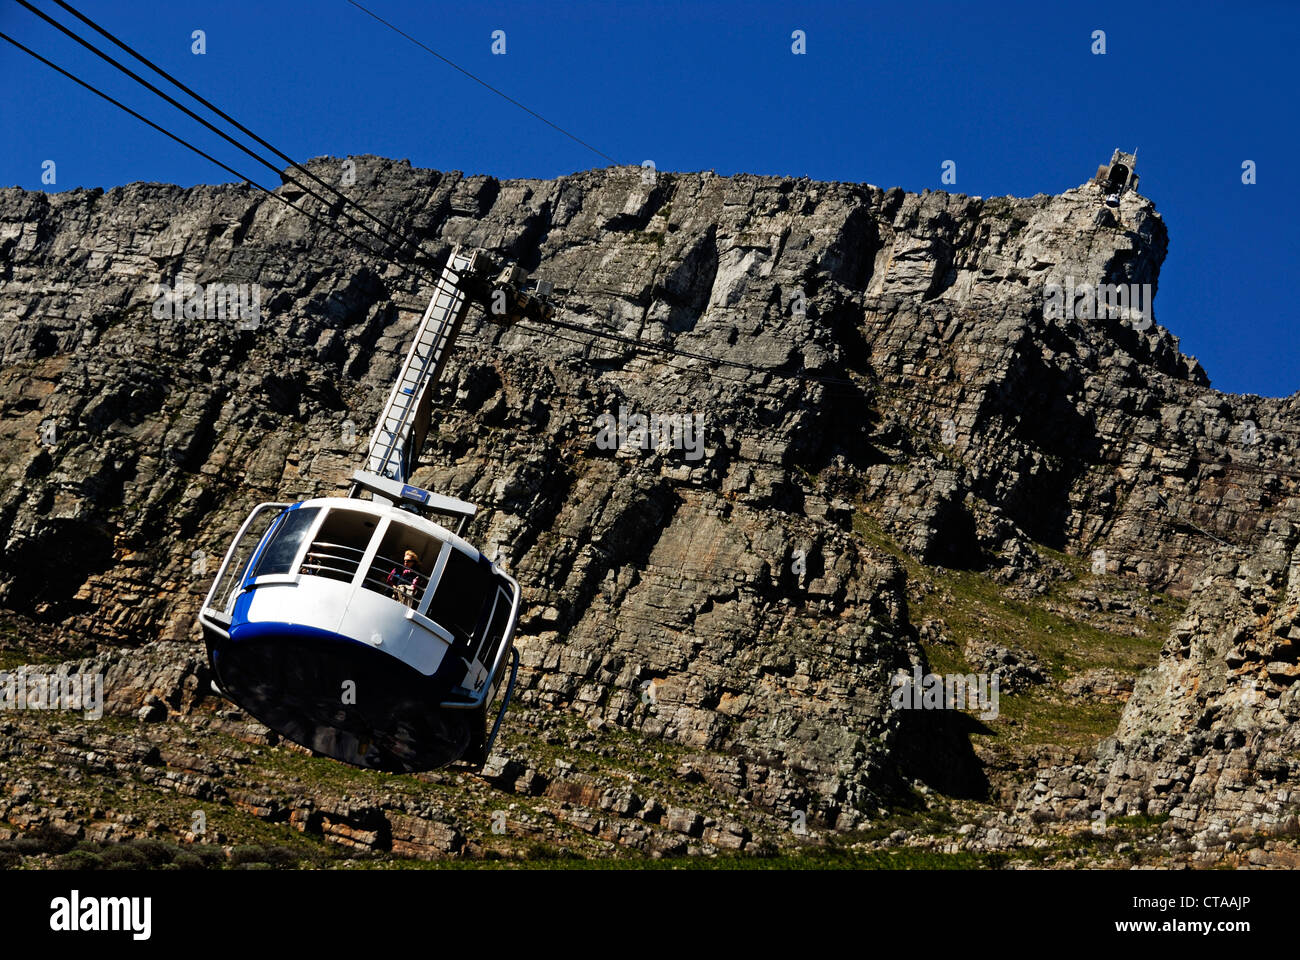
[260,845,299,868]
[101,844,149,868]
[58,850,105,870]
[228,845,269,866]
[31,825,79,855]
[127,838,181,867]
[194,845,226,868]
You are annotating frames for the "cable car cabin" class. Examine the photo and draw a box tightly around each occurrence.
[198,496,521,772]
[196,247,546,773]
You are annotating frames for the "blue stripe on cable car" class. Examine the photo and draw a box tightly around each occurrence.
[228,619,354,647]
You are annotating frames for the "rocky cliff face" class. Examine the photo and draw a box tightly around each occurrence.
[1020,533,1300,863]
[1,157,1297,866]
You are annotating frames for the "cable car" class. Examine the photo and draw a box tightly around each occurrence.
[198,247,551,771]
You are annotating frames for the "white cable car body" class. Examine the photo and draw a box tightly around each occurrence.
[198,247,549,771]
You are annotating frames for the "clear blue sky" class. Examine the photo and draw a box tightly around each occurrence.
[2,0,1296,396]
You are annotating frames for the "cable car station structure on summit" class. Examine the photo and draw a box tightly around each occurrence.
[199,249,555,773]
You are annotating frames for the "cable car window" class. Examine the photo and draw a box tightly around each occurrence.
[475,584,513,666]
[301,508,375,584]
[363,520,443,608]
[208,504,283,614]
[426,548,492,646]
[251,507,320,577]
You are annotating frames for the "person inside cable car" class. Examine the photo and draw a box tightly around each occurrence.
[386,549,423,608]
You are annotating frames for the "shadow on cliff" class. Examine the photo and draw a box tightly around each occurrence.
[980,324,1101,551]
[781,298,896,485]
[891,706,992,800]
[0,519,115,623]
